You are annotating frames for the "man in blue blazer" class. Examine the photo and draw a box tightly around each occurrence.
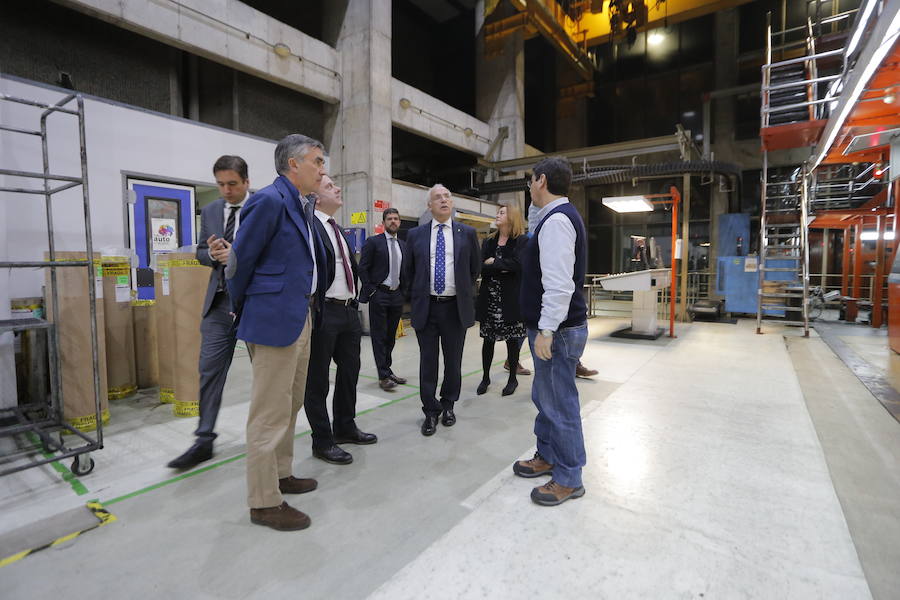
[404,184,481,436]
[226,134,327,532]
[168,155,249,470]
[358,208,407,392]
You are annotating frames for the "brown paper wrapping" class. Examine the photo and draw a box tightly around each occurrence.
[132,299,159,388]
[157,252,210,416]
[44,251,109,431]
[101,257,137,399]
[154,270,176,403]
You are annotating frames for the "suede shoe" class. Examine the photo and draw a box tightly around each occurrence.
[167,441,213,470]
[441,408,456,426]
[334,430,378,445]
[503,360,531,376]
[531,480,586,506]
[576,362,598,378]
[250,501,310,531]
[278,476,318,494]
[312,445,353,465]
[388,373,407,385]
[512,452,553,478]
[379,378,397,391]
[421,415,438,436]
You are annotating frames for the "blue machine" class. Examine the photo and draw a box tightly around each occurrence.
[717,256,795,315]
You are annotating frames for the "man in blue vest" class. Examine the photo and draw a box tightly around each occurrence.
[227,134,327,531]
[514,157,589,506]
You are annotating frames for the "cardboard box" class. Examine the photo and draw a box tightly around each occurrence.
[45,251,109,431]
[154,269,175,404]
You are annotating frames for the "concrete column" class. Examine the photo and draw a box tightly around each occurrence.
[476,1,525,208]
[324,0,392,235]
[712,9,738,152]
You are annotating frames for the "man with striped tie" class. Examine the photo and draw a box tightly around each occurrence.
[168,155,249,470]
[404,184,481,436]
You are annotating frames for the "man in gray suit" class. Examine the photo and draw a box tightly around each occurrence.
[168,155,250,469]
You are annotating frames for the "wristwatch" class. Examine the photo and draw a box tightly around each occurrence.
[540,329,554,338]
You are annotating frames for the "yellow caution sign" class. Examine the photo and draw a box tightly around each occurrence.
[350,211,367,225]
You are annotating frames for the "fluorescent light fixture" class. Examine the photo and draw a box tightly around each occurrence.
[602,196,653,213]
[846,0,877,58]
[860,230,895,241]
[813,8,900,168]
[648,32,665,46]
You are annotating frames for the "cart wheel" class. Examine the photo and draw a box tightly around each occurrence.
[71,456,95,476]
[39,434,61,454]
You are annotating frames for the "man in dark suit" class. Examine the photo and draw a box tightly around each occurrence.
[404,184,480,436]
[304,175,376,465]
[168,155,249,470]
[358,208,407,392]
[226,134,326,531]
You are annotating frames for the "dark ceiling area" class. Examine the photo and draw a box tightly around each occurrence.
[392,127,478,195]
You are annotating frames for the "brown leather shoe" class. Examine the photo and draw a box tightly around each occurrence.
[388,373,407,385]
[278,476,318,494]
[512,452,553,478]
[250,501,311,530]
[379,378,397,391]
[531,480,586,506]
[575,362,598,378]
[503,360,532,376]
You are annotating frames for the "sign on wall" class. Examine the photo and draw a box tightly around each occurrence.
[151,218,179,252]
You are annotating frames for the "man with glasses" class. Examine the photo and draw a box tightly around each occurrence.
[514,157,589,506]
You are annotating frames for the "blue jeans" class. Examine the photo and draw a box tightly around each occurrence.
[527,323,588,488]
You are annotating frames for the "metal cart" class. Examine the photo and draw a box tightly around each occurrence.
[0,91,103,476]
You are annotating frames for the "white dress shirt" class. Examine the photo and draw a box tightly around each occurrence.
[380,232,403,289]
[209,192,247,262]
[429,218,456,296]
[534,197,577,331]
[315,209,355,300]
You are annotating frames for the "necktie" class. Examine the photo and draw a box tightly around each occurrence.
[328,218,354,293]
[434,224,446,294]
[301,195,315,225]
[388,237,400,290]
[224,205,239,243]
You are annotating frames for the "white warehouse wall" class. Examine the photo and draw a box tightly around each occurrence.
[0,76,278,299]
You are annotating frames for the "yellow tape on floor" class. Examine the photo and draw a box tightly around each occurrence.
[0,502,117,569]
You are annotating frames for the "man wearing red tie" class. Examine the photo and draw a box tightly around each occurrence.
[304,175,377,465]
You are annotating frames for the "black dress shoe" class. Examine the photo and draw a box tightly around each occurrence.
[421,415,438,436]
[441,408,456,427]
[379,378,397,391]
[476,378,490,395]
[388,374,407,385]
[312,445,353,465]
[334,430,378,445]
[502,380,518,396]
[167,442,213,470]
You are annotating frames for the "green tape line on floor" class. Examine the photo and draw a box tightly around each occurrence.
[102,355,520,506]
[24,432,90,497]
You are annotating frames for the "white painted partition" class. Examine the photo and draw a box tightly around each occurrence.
[0,76,277,299]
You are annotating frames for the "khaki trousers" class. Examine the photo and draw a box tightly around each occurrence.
[245,310,312,509]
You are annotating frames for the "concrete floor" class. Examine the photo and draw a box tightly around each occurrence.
[1,317,899,599]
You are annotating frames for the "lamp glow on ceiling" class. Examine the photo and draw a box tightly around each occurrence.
[860,230,895,241]
[602,196,654,213]
[648,32,665,46]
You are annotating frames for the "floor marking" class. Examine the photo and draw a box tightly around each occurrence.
[0,501,116,569]
[24,432,90,497]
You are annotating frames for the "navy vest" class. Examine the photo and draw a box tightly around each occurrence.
[520,201,587,330]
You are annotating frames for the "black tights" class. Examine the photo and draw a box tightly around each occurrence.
[481,337,524,383]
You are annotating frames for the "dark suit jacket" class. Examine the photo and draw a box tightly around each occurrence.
[226,176,325,347]
[404,219,480,330]
[196,198,228,317]
[475,234,526,323]
[358,232,406,303]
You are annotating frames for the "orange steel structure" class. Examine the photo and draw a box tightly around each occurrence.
[645,186,682,339]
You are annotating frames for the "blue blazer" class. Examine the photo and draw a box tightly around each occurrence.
[404,220,481,330]
[226,175,324,347]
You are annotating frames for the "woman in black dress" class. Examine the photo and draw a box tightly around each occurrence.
[476,203,528,396]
